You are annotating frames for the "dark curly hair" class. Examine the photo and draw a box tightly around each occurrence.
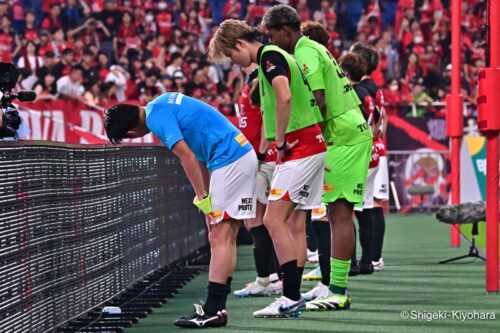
[350,42,379,75]
[104,104,140,144]
[262,4,301,31]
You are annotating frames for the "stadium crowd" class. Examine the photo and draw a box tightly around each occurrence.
[4,0,486,117]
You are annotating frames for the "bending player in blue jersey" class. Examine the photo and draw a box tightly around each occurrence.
[104,92,258,329]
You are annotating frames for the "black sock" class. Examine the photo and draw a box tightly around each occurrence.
[355,209,374,264]
[305,211,317,251]
[312,221,331,286]
[281,260,301,301]
[371,207,386,261]
[250,225,273,278]
[297,267,304,282]
[220,277,232,309]
[203,281,227,316]
[351,223,358,265]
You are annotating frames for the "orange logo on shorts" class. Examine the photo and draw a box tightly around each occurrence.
[211,210,222,219]
[235,133,249,147]
[312,207,326,215]
[270,188,282,197]
[324,184,334,191]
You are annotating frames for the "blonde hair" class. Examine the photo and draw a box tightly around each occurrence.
[208,19,254,64]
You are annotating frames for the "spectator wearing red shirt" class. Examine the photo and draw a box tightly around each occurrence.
[22,10,38,42]
[156,7,173,40]
[41,4,62,32]
[0,15,21,62]
[37,30,53,57]
[383,79,411,117]
[50,28,68,57]
[223,0,241,20]
[114,10,135,58]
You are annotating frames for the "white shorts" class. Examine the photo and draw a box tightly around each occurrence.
[268,152,326,210]
[374,156,389,201]
[256,161,276,204]
[311,203,328,221]
[210,150,258,223]
[355,166,378,211]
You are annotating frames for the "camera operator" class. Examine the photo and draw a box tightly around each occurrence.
[0,63,36,140]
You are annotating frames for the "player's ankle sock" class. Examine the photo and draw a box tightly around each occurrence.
[220,276,232,309]
[371,207,386,261]
[329,258,351,295]
[203,281,227,316]
[250,225,272,278]
[269,272,280,283]
[355,210,373,264]
[281,260,301,301]
[312,221,331,286]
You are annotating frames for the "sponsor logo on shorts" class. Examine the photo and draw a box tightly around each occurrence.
[238,198,253,211]
[211,210,222,219]
[356,122,370,132]
[302,63,309,75]
[298,185,310,198]
[324,184,334,191]
[270,188,282,197]
[235,133,249,147]
[312,207,326,216]
[316,134,324,143]
[353,183,364,196]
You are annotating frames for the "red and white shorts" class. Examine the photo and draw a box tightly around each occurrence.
[268,152,326,210]
[209,150,258,223]
[374,155,389,201]
[256,161,276,204]
[355,165,378,211]
[311,203,328,221]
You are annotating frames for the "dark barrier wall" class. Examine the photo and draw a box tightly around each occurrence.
[0,142,207,333]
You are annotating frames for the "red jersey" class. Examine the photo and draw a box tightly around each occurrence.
[238,82,275,163]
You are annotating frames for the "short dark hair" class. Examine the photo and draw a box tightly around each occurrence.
[104,104,140,144]
[262,4,301,31]
[350,42,379,75]
[339,53,367,82]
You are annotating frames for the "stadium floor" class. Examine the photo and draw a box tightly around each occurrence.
[127,214,499,333]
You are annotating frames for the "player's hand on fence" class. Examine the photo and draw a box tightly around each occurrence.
[276,139,299,163]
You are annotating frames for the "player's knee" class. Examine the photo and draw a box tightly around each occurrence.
[208,223,234,245]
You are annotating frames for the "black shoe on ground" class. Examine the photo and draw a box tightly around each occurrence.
[174,304,228,328]
[359,262,374,275]
[349,263,360,276]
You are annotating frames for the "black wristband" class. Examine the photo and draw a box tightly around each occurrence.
[257,152,267,161]
[276,141,287,151]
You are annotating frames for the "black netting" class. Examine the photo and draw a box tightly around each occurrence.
[0,142,207,333]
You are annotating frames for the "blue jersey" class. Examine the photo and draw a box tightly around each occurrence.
[145,92,252,172]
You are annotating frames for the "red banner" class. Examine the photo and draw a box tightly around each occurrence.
[16,99,158,144]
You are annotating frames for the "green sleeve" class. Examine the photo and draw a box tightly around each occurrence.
[295,47,325,92]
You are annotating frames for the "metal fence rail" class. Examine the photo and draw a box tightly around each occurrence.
[0,142,206,333]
